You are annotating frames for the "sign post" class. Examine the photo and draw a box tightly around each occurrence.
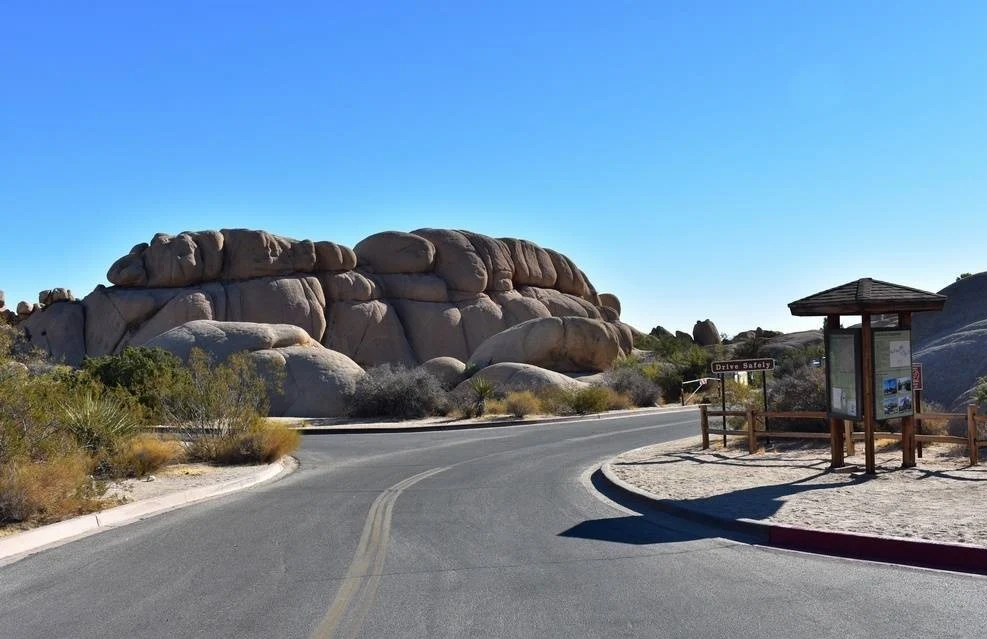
[710,359,775,448]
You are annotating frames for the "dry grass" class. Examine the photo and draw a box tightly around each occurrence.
[505,391,540,418]
[111,435,185,478]
[0,454,103,524]
[187,421,300,465]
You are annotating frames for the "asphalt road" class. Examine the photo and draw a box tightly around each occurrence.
[1,408,985,638]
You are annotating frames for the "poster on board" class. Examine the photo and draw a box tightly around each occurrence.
[873,329,914,419]
[826,329,861,419]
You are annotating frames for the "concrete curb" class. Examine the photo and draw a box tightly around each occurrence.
[0,457,293,564]
[295,405,698,435]
[600,458,987,575]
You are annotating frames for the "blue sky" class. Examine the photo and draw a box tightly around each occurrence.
[2,1,985,336]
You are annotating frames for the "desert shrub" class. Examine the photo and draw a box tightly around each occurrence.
[467,376,496,416]
[483,398,508,415]
[163,349,273,436]
[505,391,540,418]
[603,388,632,411]
[603,367,661,407]
[768,365,827,431]
[571,386,611,415]
[83,347,188,421]
[534,387,575,415]
[347,364,448,419]
[60,390,142,455]
[111,435,185,478]
[186,421,300,465]
[0,453,99,524]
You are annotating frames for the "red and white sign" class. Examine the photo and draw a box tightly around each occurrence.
[912,363,923,392]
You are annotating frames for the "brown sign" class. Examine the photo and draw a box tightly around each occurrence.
[912,363,923,392]
[710,358,775,374]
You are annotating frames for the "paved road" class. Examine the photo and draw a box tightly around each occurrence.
[2,408,985,638]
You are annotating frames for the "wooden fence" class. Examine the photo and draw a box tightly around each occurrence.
[700,404,986,465]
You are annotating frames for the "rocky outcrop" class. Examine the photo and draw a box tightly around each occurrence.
[467,316,632,372]
[692,319,721,346]
[24,228,632,376]
[21,302,86,366]
[912,273,987,410]
[145,320,364,417]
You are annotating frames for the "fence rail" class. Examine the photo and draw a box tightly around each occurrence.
[699,404,985,465]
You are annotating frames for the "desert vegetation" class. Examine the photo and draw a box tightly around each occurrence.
[0,325,298,527]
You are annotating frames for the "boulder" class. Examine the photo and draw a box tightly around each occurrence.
[458,362,588,394]
[598,293,621,317]
[145,319,317,361]
[392,299,470,362]
[500,238,557,288]
[0,290,5,309]
[460,231,514,292]
[220,229,316,280]
[693,319,721,346]
[376,273,448,302]
[143,231,224,288]
[107,243,149,287]
[21,301,86,366]
[419,356,467,389]
[0,309,15,325]
[517,286,601,319]
[353,231,435,274]
[324,300,417,367]
[467,316,631,372]
[650,325,673,339]
[39,288,74,305]
[146,320,363,417]
[16,301,32,317]
[674,331,693,343]
[320,271,379,302]
[490,290,553,325]
[314,241,357,272]
[250,345,364,417]
[412,229,487,293]
[545,249,590,299]
[224,276,326,342]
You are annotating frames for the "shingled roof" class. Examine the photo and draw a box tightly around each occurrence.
[788,278,947,316]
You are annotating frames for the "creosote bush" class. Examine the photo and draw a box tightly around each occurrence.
[347,364,448,419]
[82,347,188,421]
[571,386,611,415]
[603,367,661,407]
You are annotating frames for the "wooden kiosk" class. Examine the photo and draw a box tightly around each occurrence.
[788,278,946,474]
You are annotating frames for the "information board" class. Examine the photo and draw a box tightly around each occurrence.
[826,329,861,419]
[873,329,914,419]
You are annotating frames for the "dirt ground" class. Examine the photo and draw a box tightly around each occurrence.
[610,437,987,547]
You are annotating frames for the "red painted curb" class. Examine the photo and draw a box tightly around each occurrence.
[768,524,987,574]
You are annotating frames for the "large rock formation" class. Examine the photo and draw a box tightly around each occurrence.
[692,319,721,346]
[145,320,364,417]
[912,273,987,410]
[26,228,632,373]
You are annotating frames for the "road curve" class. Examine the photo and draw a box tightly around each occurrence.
[1,409,985,638]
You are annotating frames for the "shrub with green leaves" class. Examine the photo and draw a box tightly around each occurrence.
[347,364,448,419]
[83,347,189,421]
[60,390,142,454]
[571,386,611,415]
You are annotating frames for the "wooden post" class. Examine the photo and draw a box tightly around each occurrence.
[915,388,923,459]
[844,420,855,456]
[861,313,877,474]
[899,312,916,468]
[700,404,710,449]
[968,404,979,466]
[746,407,757,453]
[829,417,844,468]
[720,373,727,447]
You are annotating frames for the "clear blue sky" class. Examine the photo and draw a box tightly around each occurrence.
[2,1,985,336]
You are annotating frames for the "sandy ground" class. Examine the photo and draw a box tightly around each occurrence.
[610,437,987,547]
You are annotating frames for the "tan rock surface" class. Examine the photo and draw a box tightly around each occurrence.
[354,231,435,274]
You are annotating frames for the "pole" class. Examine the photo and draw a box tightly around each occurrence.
[720,373,726,447]
[862,313,876,474]
[915,388,923,459]
[700,404,709,449]
[762,370,770,447]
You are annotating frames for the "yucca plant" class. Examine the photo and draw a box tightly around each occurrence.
[61,391,140,454]
[468,376,496,417]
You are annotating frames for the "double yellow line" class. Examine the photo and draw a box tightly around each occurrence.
[312,466,450,639]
